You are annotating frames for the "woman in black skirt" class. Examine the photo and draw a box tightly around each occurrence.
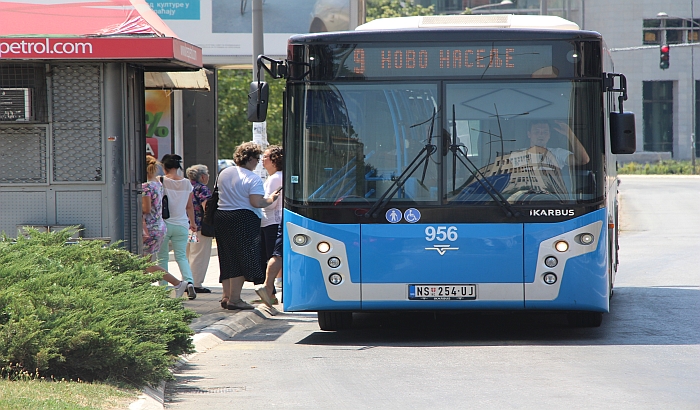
[214,142,281,310]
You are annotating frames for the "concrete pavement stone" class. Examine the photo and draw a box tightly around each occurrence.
[129,248,280,410]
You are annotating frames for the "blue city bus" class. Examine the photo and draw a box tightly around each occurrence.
[249,14,636,330]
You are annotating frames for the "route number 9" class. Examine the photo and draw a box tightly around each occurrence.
[425,226,458,242]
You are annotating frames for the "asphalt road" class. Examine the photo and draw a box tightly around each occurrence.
[165,175,700,410]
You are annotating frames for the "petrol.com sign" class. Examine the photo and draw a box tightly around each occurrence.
[0,37,201,65]
[0,39,93,58]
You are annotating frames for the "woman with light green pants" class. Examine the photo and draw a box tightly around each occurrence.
[157,154,197,300]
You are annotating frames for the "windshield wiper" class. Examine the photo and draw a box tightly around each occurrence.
[449,105,519,217]
[364,108,438,219]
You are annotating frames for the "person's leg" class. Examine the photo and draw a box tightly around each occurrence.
[257,256,281,305]
[169,223,195,284]
[220,277,232,307]
[156,228,172,270]
[145,256,187,297]
[187,233,213,288]
[228,276,245,302]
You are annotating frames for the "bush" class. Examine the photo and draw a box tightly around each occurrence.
[618,160,700,175]
[0,229,197,387]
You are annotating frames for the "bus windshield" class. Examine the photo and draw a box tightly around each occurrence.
[286,80,603,207]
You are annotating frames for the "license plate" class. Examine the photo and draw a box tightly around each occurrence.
[409,284,477,300]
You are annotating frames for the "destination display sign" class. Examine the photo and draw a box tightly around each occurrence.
[339,44,554,79]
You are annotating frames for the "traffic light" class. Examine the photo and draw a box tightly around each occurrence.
[660,44,670,69]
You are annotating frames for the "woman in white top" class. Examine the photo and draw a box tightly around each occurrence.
[156,154,197,300]
[255,145,283,306]
[215,142,281,310]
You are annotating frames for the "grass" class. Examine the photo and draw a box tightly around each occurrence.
[0,379,138,410]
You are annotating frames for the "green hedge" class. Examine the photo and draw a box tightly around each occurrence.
[0,229,196,387]
[618,160,700,175]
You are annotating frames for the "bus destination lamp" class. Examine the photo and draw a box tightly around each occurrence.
[660,44,670,69]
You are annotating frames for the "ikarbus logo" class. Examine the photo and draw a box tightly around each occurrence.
[529,209,575,217]
[0,39,93,58]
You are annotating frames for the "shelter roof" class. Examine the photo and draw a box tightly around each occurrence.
[0,0,202,69]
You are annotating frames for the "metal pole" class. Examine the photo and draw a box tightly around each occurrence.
[692,0,696,173]
[541,0,548,15]
[251,0,267,176]
[252,0,264,81]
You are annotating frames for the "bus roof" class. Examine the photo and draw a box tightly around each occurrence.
[356,14,579,31]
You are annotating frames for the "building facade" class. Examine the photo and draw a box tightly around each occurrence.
[424,0,699,163]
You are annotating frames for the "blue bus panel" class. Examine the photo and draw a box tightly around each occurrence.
[283,208,608,313]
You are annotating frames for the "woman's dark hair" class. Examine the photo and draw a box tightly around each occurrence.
[266,145,284,172]
[233,142,262,166]
[161,154,183,171]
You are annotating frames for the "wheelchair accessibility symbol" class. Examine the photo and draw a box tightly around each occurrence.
[385,208,402,223]
[404,208,421,223]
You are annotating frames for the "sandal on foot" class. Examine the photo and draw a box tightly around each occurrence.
[220,297,229,309]
[255,285,275,308]
[226,299,255,310]
[251,297,279,305]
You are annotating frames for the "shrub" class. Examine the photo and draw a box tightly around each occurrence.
[618,160,700,175]
[0,229,197,387]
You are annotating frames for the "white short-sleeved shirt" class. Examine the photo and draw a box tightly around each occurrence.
[549,147,572,169]
[161,176,193,229]
[217,165,265,218]
[261,171,283,227]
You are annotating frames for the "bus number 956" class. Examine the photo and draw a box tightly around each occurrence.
[425,226,458,242]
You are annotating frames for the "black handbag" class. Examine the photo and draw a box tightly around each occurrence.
[159,177,170,220]
[200,178,218,237]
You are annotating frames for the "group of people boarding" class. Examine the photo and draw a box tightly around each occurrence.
[141,142,284,310]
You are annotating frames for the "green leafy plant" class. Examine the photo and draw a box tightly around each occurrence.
[618,160,700,175]
[217,69,285,159]
[366,0,434,21]
[0,228,196,387]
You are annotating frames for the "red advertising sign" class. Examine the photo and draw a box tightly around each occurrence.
[0,37,201,67]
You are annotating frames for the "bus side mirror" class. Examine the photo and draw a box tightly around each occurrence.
[610,111,636,154]
[247,81,269,122]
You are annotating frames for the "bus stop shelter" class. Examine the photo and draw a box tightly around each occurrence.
[0,0,205,253]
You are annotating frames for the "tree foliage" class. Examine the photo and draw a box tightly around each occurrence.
[366,0,434,21]
[216,2,434,159]
[217,69,284,159]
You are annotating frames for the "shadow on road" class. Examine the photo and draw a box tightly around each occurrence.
[296,286,699,347]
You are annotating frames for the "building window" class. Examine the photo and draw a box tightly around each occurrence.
[643,81,674,153]
[644,18,700,45]
[0,63,47,123]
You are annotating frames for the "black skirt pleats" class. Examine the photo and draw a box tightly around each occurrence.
[214,209,264,283]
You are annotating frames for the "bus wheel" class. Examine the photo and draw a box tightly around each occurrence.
[318,311,352,331]
[567,311,603,328]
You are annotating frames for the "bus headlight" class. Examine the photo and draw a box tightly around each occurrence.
[544,256,558,268]
[293,234,310,246]
[578,233,595,245]
[328,257,341,268]
[317,241,331,253]
[554,240,569,252]
[543,272,557,285]
[329,273,343,285]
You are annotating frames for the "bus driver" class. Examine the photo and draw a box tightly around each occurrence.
[526,120,590,169]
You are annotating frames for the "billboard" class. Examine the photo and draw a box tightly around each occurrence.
[145,90,173,161]
[150,0,363,66]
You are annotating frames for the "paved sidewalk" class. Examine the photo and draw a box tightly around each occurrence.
[129,247,281,410]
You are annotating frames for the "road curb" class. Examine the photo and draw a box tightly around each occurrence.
[129,305,278,410]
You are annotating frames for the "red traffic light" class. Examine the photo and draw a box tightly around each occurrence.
[660,44,670,69]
